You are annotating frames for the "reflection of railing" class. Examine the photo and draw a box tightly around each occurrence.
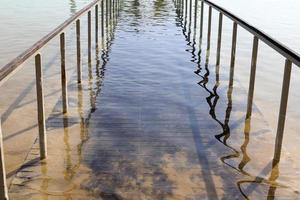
[0,0,120,198]
[196,0,299,165]
[174,0,299,198]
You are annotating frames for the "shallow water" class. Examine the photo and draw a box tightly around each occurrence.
[0,0,90,66]
[0,0,299,137]
[1,0,300,199]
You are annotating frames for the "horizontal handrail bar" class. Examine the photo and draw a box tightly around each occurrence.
[0,0,100,85]
[201,0,300,67]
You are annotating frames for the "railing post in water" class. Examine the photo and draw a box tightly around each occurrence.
[206,6,212,51]
[118,0,121,16]
[106,0,109,30]
[0,120,9,200]
[35,54,47,159]
[273,59,292,162]
[60,33,68,113]
[181,0,184,18]
[109,0,112,22]
[229,22,238,87]
[189,0,192,23]
[88,11,92,63]
[200,1,204,40]
[246,36,259,119]
[112,0,115,23]
[101,0,104,38]
[95,4,99,45]
[193,0,198,30]
[216,12,223,66]
[76,19,82,83]
[184,0,187,19]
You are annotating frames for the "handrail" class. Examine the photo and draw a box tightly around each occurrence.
[0,0,100,85]
[201,0,300,67]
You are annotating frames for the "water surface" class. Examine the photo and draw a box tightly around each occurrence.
[1,0,300,199]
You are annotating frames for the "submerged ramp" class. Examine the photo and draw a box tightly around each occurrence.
[8,0,300,199]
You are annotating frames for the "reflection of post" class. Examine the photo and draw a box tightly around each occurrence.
[40,162,49,200]
[0,120,9,200]
[63,116,73,182]
[274,59,292,162]
[246,36,258,119]
[216,13,223,66]
[88,62,96,111]
[77,84,86,141]
[267,159,280,199]
[69,0,77,15]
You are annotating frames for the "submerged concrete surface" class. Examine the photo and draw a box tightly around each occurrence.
[4,0,300,199]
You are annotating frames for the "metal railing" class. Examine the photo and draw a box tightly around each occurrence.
[174,0,299,196]
[176,0,299,158]
[0,0,120,198]
[195,0,299,162]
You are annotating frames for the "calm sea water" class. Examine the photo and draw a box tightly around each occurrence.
[0,0,90,66]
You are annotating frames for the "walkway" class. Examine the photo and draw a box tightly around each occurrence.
[8,0,300,199]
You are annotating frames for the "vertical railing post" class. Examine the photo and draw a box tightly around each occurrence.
[189,0,192,23]
[118,0,121,16]
[95,4,99,45]
[193,0,198,30]
[112,0,115,23]
[246,36,259,118]
[206,6,212,51]
[106,0,109,30]
[35,54,47,159]
[101,0,104,38]
[88,11,92,63]
[0,120,9,200]
[181,0,184,17]
[184,0,187,20]
[216,12,223,66]
[200,1,204,40]
[60,33,68,113]
[76,19,82,83]
[273,59,292,162]
[116,0,119,17]
[229,22,238,87]
[109,0,112,22]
